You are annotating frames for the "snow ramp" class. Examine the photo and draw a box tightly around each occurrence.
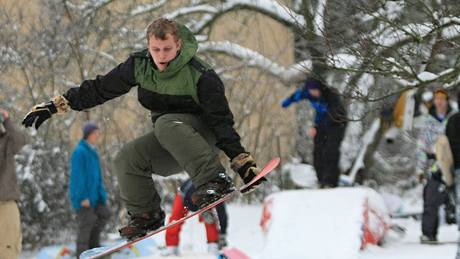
[258,187,389,259]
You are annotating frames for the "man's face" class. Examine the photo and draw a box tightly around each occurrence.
[87,129,100,144]
[308,88,321,98]
[433,94,448,112]
[148,33,181,72]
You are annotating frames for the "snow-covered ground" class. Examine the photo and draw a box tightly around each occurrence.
[258,188,388,259]
[26,191,458,259]
[361,218,458,259]
[148,203,458,259]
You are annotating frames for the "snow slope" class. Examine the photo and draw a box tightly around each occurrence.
[258,188,388,259]
[25,189,458,259]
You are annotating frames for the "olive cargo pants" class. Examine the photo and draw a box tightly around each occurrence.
[113,114,225,215]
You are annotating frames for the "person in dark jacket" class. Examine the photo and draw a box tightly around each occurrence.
[446,91,460,258]
[282,78,347,188]
[22,18,262,240]
[69,122,111,257]
[0,109,26,259]
[163,179,228,256]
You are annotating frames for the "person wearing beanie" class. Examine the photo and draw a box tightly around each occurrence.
[82,122,99,140]
[281,78,347,188]
[69,122,111,257]
[0,109,26,259]
[446,91,460,257]
[415,88,455,244]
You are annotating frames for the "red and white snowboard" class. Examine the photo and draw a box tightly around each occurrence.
[80,157,280,259]
[220,247,251,259]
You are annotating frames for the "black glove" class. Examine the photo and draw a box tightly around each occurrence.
[22,95,69,130]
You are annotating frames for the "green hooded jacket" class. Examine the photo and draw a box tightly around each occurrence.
[64,24,245,159]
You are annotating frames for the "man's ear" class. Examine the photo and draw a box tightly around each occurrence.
[176,39,182,50]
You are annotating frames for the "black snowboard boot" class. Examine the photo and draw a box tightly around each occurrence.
[119,210,165,240]
[192,172,235,209]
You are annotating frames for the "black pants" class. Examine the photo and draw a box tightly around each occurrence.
[313,126,345,187]
[76,204,111,258]
[216,203,228,235]
[422,175,448,238]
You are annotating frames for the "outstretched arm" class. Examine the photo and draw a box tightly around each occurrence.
[64,56,137,111]
[281,86,311,108]
[22,56,137,129]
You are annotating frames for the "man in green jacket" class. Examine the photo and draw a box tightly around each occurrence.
[22,18,263,240]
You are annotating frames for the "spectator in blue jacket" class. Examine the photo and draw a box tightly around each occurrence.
[69,122,111,258]
[282,78,347,188]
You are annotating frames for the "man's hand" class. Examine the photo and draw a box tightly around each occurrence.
[0,109,7,136]
[416,172,425,183]
[81,199,90,208]
[231,153,266,192]
[0,109,9,119]
[22,95,70,130]
[308,127,317,138]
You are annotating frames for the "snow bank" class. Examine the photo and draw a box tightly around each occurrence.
[259,187,389,259]
[284,163,317,188]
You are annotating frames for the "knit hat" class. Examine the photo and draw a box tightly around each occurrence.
[304,78,322,90]
[82,122,99,139]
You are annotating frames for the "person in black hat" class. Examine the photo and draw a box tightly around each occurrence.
[281,78,347,188]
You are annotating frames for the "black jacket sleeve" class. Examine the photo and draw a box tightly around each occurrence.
[64,56,137,111]
[197,70,246,159]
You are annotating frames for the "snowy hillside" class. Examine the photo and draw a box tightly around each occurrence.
[27,188,458,259]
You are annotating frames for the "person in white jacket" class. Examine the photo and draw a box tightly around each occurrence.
[415,89,455,244]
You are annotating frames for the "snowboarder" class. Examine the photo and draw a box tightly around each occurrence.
[69,122,111,257]
[22,18,263,241]
[445,91,460,258]
[281,78,347,188]
[163,179,228,256]
[415,89,455,244]
[0,108,26,259]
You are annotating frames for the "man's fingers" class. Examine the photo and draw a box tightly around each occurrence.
[22,110,50,129]
[22,114,37,128]
[34,114,49,130]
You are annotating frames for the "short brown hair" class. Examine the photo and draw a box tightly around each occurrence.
[434,88,449,100]
[146,18,180,42]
